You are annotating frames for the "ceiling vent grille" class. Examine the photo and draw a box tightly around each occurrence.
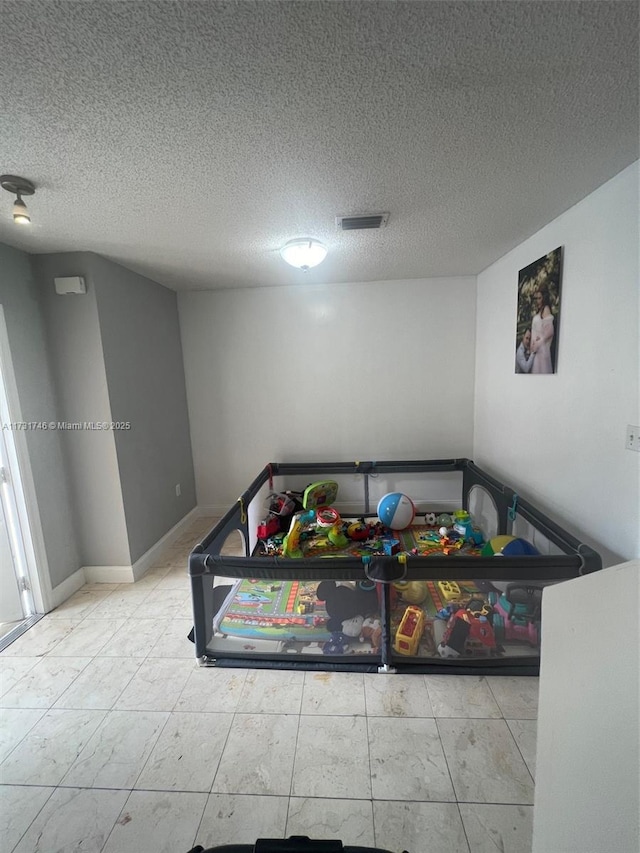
[336,213,389,230]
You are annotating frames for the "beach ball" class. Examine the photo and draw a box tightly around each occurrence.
[482,536,539,556]
[377,492,415,530]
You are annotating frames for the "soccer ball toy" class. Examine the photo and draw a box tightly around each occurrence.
[377,492,416,530]
[481,535,539,557]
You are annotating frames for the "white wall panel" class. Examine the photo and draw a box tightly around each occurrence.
[474,163,639,564]
[179,277,476,508]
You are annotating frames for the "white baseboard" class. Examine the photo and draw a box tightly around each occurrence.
[83,565,135,584]
[78,508,202,586]
[50,567,86,609]
[132,506,201,581]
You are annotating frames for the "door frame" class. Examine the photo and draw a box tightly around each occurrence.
[0,305,52,615]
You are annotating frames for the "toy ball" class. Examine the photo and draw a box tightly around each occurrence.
[481,535,539,557]
[424,512,437,526]
[377,492,416,530]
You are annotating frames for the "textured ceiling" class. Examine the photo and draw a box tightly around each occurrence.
[0,0,637,291]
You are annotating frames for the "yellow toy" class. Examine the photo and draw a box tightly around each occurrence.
[281,508,316,558]
[438,581,462,601]
[394,605,425,656]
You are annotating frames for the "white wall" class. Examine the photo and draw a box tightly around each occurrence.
[179,277,476,509]
[474,163,639,564]
[533,560,639,853]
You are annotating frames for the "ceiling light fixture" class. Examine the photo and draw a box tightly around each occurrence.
[280,238,327,271]
[1,175,36,225]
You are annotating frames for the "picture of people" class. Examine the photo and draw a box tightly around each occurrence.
[515,247,562,374]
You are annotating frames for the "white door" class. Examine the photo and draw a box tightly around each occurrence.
[0,438,27,622]
[0,308,38,627]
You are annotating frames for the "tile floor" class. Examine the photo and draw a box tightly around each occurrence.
[0,517,539,852]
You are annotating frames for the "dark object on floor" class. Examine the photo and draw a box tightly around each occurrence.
[316,580,378,632]
[186,837,407,852]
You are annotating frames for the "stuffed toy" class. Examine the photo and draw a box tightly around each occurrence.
[316,580,378,634]
[360,616,382,652]
[323,631,351,655]
[341,615,364,638]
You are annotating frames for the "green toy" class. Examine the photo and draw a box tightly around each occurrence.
[302,480,339,509]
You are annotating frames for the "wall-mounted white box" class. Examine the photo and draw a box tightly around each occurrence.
[54,276,86,295]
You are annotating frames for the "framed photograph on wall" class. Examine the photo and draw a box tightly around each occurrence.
[515,246,563,374]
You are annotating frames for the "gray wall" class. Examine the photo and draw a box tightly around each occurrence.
[0,243,81,588]
[33,252,196,566]
[33,253,131,566]
[90,255,196,562]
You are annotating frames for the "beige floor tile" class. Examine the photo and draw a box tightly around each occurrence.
[147,618,196,658]
[0,656,40,696]
[13,787,129,853]
[1,657,92,708]
[62,709,168,789]
[437,718,535,804]
[53,657,142,709]
[100,618,170,657]
[134,711,233,792]
[175,666,248,713]
[364,672,434,717]
[0,708,106,785]
[1,619,80,657]
[425,674,502,718]
[102,790,207,853]
[287,797,375,846]
[44,619,127,657]
[292,714,371,799]
[114,658,195,711]
[237,668,304,714]
[373,800,470,853]
[487,676,539,719]
[197,793,288,847]
[506,718,537,779]
[301,671,366,715]
[459,803,534,852]
[0,785,54,853]
[47,588,113,619]
[0,707,46,762]
[212,713,299,796]
[368,716,455,802]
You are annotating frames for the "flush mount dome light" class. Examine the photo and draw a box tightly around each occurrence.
[280,238,327,271]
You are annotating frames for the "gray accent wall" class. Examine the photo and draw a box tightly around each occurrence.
[0,243,81,588]
[33,253,131,567]
[89,254,196,562]
[33,252,196,566]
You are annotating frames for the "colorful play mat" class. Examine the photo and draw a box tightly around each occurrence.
[216,579,331,640]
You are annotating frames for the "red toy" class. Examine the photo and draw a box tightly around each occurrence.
[257,516,280,540]
[438,598,497,658]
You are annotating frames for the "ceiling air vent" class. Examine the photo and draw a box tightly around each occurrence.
[336,212,389,231]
